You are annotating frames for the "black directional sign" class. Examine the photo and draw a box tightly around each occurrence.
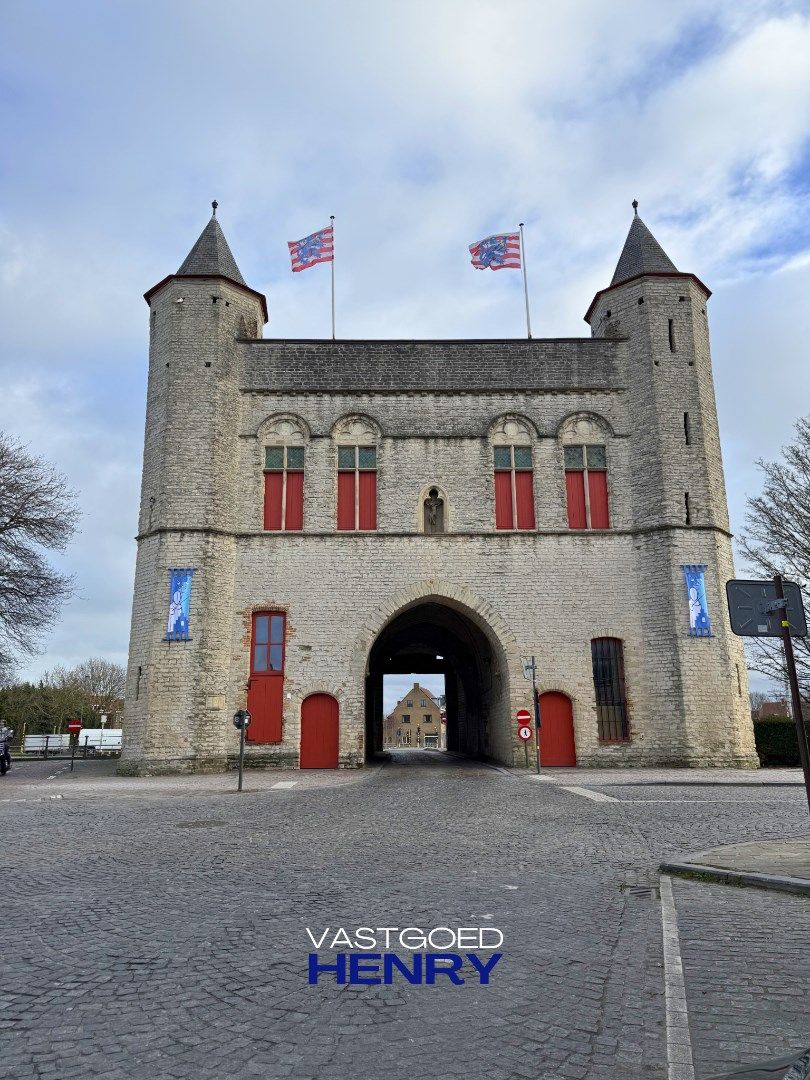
[726,579,807,638]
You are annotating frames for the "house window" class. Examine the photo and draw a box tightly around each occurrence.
[420,698,427,708]
[423,714,431,724]
[337,445,377,531]
[406,699,413,707]
[264,446,304,531]
[402,714,410,723]
[564,445,609,529]
[591,638,629,743]
[494,445,536,529]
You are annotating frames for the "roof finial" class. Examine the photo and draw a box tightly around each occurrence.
[211,199,218,217]
[632,199,639,216]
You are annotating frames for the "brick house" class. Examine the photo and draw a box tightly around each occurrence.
[383,683,445,749]
[121,204,757,772]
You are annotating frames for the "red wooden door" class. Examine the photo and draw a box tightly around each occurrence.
[300,694,339,769]
[247,612,285,743]
[539,692,576,767]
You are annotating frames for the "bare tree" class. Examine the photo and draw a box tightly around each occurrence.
[69,658,126,720]
[0,433,79,680]
[738,416,810,698]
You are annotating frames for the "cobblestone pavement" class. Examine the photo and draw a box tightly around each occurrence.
[1,750,808,1079]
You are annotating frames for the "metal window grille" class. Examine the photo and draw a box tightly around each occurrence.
[591,637,630,742]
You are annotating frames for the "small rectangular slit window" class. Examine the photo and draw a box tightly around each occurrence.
[668,319,675,352]
[685,492,691,525]
[684,412,691,445]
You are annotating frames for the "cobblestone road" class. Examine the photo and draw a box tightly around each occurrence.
[1,751,808,1079]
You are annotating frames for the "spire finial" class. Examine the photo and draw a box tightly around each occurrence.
[211,199,218,217]
[632,199,638,216]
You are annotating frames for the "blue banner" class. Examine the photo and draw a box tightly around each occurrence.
[165,568,194,641]
[682,564,712,637]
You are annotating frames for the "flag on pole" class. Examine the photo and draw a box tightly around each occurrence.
[288,224,334,272]
[469,232,521,270]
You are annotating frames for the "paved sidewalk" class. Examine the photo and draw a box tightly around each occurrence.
[525,767,805,786]
[0,757,376,803]
[662,838,810,896]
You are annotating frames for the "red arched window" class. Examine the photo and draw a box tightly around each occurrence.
[494,445,536,529]
[565,445,609,529]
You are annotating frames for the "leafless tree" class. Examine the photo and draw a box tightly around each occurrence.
[0,433,79,680]
[738,416,810,699]
[69,658,126,719]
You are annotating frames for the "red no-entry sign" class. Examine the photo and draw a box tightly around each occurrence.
[67,720,82,735]
[516,709,532,725]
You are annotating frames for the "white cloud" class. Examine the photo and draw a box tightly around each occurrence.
[0,0,808,686]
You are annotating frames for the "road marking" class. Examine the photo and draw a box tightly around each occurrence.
[271,780,298,789]
[659,874,695,1080]
[560,785,619,802]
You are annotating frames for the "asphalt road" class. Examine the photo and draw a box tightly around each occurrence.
[1,750,808,1079]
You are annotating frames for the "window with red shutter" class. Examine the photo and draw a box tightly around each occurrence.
[263,446,305,531]
[494,445,535,529]
[564,445,610,529]
[337,445,377,530]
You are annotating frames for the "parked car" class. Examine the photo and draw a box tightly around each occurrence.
[75,729,123,755]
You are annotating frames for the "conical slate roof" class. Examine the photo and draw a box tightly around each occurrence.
[177,214,246,284]
[611,213,677,285]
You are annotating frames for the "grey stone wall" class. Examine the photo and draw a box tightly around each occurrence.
[121,266,757,773]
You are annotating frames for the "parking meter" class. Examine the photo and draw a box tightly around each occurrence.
[233,710,251,791]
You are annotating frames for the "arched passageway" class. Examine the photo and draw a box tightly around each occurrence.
[365,600,512,765]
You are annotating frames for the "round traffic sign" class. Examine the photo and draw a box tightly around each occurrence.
[67,720,82,735]
[516,709,532,724]
[518,724,533,741]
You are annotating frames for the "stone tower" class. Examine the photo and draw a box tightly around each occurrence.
[122,207,267,772]
[585,205,754,765]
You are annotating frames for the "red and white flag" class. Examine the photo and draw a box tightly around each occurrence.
[287,224,334,272]
[469,232,521,270]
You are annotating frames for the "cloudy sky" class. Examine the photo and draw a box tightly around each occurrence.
[1,1,809,698]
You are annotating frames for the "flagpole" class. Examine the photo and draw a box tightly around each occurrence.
[330,215,335,340]
[518,222,532,339]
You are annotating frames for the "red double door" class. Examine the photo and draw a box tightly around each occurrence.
[538,691,576,767]
[300,694,339,769]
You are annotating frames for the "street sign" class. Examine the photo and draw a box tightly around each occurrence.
[67,720,82,735]
[726,579,807,638]
[516,709,532,724]
[517,725,532,742]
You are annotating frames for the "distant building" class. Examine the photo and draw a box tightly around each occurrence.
[752,699,790,720]
[384,683,445,749]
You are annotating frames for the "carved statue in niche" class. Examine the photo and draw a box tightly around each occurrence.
[424,488,445,534]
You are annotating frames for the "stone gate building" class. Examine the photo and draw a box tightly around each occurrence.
[121,205,758,772]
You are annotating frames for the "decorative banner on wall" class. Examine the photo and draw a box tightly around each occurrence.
[682,564,712,637]
[165,568,194,641]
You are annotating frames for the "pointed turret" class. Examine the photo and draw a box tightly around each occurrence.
[610,203,677,286]
[585,202,708,326]
[144,201,267,323]
[177,203,246,285]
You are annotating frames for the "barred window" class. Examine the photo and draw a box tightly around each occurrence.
[591,637,630,742]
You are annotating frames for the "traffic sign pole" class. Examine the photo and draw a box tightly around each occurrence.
[774,575,810,815]
[530,657,541,773]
